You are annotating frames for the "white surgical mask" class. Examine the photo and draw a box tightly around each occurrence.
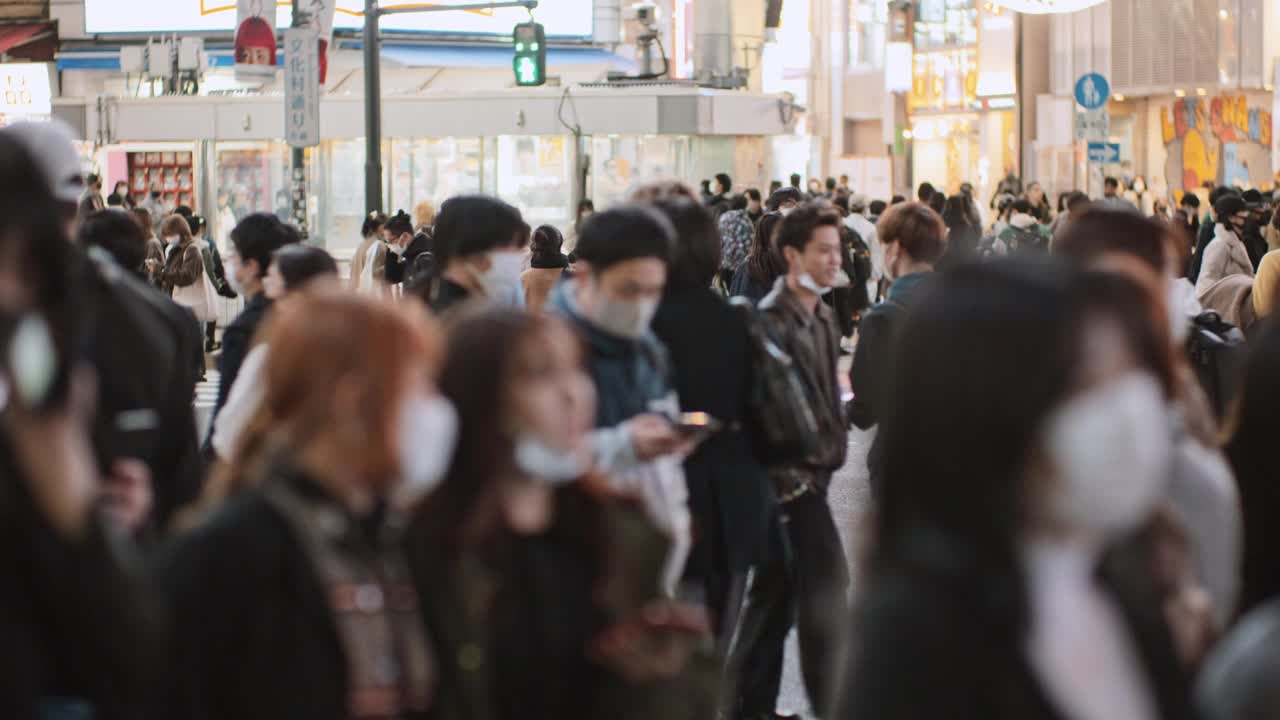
[797,272,833,296]
[396,393,458,503]
[1042,372,1172,536]
[514,435,589,485]
[590,295,659,339]
[472,251,526,302]
[165,235,180,247]
[223,256,244,296]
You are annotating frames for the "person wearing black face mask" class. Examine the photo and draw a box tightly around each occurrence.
[1195,194,1255,299]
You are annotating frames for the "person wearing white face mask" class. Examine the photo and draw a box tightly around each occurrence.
[405,306,717,720]
[1056,210,1242,633]
[205,213,294,455]
[547,205,694,594]
[210,245,339,461]
[417,194,529,314]
[848,201,947,491]
[160,288,447,720]
[734,203,853,720]
[836,260,1197,720]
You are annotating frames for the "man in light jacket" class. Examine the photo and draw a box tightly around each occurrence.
[844,193,883,304]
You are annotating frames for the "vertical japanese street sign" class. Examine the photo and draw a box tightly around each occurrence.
[284,27,321,149]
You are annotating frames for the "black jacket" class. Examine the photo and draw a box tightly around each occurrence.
[155,474,428,720]
[0,440,161,720]
[1190,217,1217,283]
[208,293,270,448]
[651,287,774,577]
[79,248,205,531]
[836,541,1197,720]
[385,231,432,285]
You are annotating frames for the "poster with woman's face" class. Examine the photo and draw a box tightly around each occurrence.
[235,0,278,81]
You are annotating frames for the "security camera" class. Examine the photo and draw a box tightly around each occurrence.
[628,2,658,24]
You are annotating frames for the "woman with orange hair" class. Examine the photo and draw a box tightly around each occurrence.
[157,287,458,720]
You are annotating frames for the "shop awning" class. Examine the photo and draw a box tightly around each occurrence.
[0,23,54,57]
[57,43,632,72]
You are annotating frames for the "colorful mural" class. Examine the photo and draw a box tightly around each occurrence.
[1161,94,1273,191]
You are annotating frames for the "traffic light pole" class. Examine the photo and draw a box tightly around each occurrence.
[362,0,539,214]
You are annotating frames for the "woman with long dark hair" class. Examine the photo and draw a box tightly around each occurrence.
[728,211,785,303]
[406,306,717,720]
[647,198,773,646]
[938,194,981,269]
[836,260,1195,719]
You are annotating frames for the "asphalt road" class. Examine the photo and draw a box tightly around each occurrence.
[777,426,876,718]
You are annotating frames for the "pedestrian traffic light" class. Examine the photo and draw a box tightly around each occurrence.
[512,22,546,87]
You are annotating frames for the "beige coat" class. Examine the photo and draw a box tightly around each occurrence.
[1196,224,1254,300]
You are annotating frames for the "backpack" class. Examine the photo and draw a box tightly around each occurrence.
[404,251,438,296]
[730,297,819,466]
[1186,311,1246,421]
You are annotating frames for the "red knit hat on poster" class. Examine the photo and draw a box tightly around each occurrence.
[235,16,277,65]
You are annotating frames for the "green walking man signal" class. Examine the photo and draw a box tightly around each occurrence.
[513,21,546,86]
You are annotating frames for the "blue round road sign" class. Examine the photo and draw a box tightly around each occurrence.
[1074,73,1110,110]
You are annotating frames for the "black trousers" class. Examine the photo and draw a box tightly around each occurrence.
[728,489,850,719]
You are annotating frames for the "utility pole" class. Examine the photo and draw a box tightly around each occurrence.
[363,0,383,214]
[361,0,538,214]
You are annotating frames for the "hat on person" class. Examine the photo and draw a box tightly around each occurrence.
[848,193,869,213]
[1,119,85,205]
[1214,193,1248,220]
[1241,188,1264,209]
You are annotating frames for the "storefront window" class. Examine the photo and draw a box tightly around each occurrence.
[911,109,1015,213]
[847,0,889,69]
[590,135,692,211]
[914,0,977,51]
[314,139,373,255]
[389,137,484,216]
[495,135,574,230]
[211,142,290,249]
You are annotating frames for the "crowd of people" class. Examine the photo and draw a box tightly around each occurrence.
[4,112,1280,720]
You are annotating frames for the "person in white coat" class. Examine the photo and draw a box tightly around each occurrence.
[1196,194,1255,299]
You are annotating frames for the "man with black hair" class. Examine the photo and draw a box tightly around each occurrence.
[789,173,802,191]
[547,205,692,592]
[208,213,295,451]
[745,188,764,224]
[1096,176,1134,211]
[868,199,887,223]
[732,203,850,720]
[1180,191,1202,239]
[1241,188,1269,268]
[79,172,105,217]
[825,177,838,197]
[419,194,527,314]
[890,194,906,205]
[916,182,935,204]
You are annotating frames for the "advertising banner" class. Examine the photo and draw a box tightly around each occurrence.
[86,0,593,39]
[235,0,278,81]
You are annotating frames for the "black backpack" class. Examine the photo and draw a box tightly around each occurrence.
[1186,311,1246,421]
[730,297,819,466]
[404,251,438,296]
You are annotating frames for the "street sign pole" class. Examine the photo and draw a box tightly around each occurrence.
[361,0,538,215]
[290,0,311,238]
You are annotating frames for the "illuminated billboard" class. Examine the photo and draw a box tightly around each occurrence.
[83,0,593,38]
